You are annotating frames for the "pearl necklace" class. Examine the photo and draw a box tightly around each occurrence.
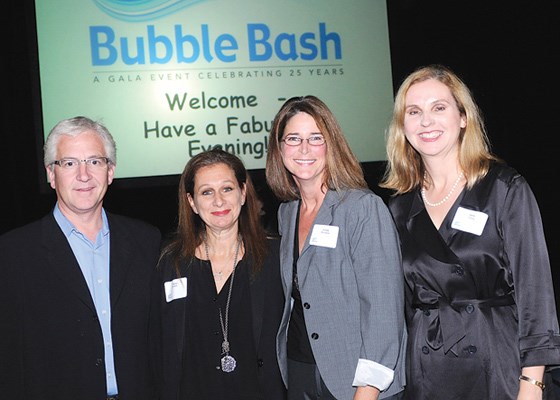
[421,172,464,207]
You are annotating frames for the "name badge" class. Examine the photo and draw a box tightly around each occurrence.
[164,277,187,303]
[451,207,488,236]
[309,224,339,248]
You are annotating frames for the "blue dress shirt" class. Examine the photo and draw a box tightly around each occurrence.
[53,204,118,396]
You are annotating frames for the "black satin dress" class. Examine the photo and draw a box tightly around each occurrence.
[388,163,560,400]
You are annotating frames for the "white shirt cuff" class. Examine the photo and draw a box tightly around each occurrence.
[352,358,394,391]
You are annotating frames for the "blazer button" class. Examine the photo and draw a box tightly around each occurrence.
[421,346,429,354]
[454,266,465,276]
[311,333,319,340]
[257,359,264,367]
[465,304,475,314]
[95,358,103,367]
[303,303,310,309]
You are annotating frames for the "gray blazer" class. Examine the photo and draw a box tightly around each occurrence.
[276,188,406,399]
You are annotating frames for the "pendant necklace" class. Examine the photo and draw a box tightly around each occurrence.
[205,235,241,373]
[421,172,464,207]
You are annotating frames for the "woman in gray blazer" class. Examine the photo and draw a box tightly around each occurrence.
[266,96,406,400]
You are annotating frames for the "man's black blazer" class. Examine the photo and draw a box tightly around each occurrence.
[0,211,161,400]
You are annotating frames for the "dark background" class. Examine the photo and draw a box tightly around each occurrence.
[3,2,557,302]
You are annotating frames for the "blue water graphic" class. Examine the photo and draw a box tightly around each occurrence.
[92,0,206,22]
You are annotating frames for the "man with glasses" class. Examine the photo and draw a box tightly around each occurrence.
[0,116,161,400]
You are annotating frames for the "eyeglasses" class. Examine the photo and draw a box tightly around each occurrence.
[52,157,111,170]
[281,134,325,146]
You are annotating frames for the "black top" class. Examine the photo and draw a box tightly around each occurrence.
[287,203,316,364]
[155,237,286,400]
[180,257,261,399]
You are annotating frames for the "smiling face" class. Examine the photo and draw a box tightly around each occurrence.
[46,131,115,220]
[187,162,246,235]
[280,111,327,190]
[403,78,467,161]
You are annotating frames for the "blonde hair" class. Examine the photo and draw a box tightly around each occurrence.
[380,64,499,194]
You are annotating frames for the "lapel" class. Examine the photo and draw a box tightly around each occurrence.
[405,189,460,264]
[42,213,96,312]
[175,257,193,363]
[106,214,134,308]
[249,255,265,351]
[279,201,299,293]
[296,190,338,285]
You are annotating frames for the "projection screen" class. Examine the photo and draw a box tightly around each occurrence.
[33,0,394,181]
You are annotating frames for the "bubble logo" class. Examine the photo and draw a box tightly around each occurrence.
[92,0,205,22]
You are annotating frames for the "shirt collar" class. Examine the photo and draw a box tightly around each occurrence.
[53,202,110,239]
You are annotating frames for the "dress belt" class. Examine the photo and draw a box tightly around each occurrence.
[106,396,119,400]
[412,286,515,354]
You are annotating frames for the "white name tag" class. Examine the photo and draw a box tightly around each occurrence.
[164,277,187,303]
[309,224,339,248]
[451,207,488,236]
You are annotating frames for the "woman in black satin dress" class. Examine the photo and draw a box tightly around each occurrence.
[380,64,560,399]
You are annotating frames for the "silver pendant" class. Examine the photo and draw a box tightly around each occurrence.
[221,355,236,372]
